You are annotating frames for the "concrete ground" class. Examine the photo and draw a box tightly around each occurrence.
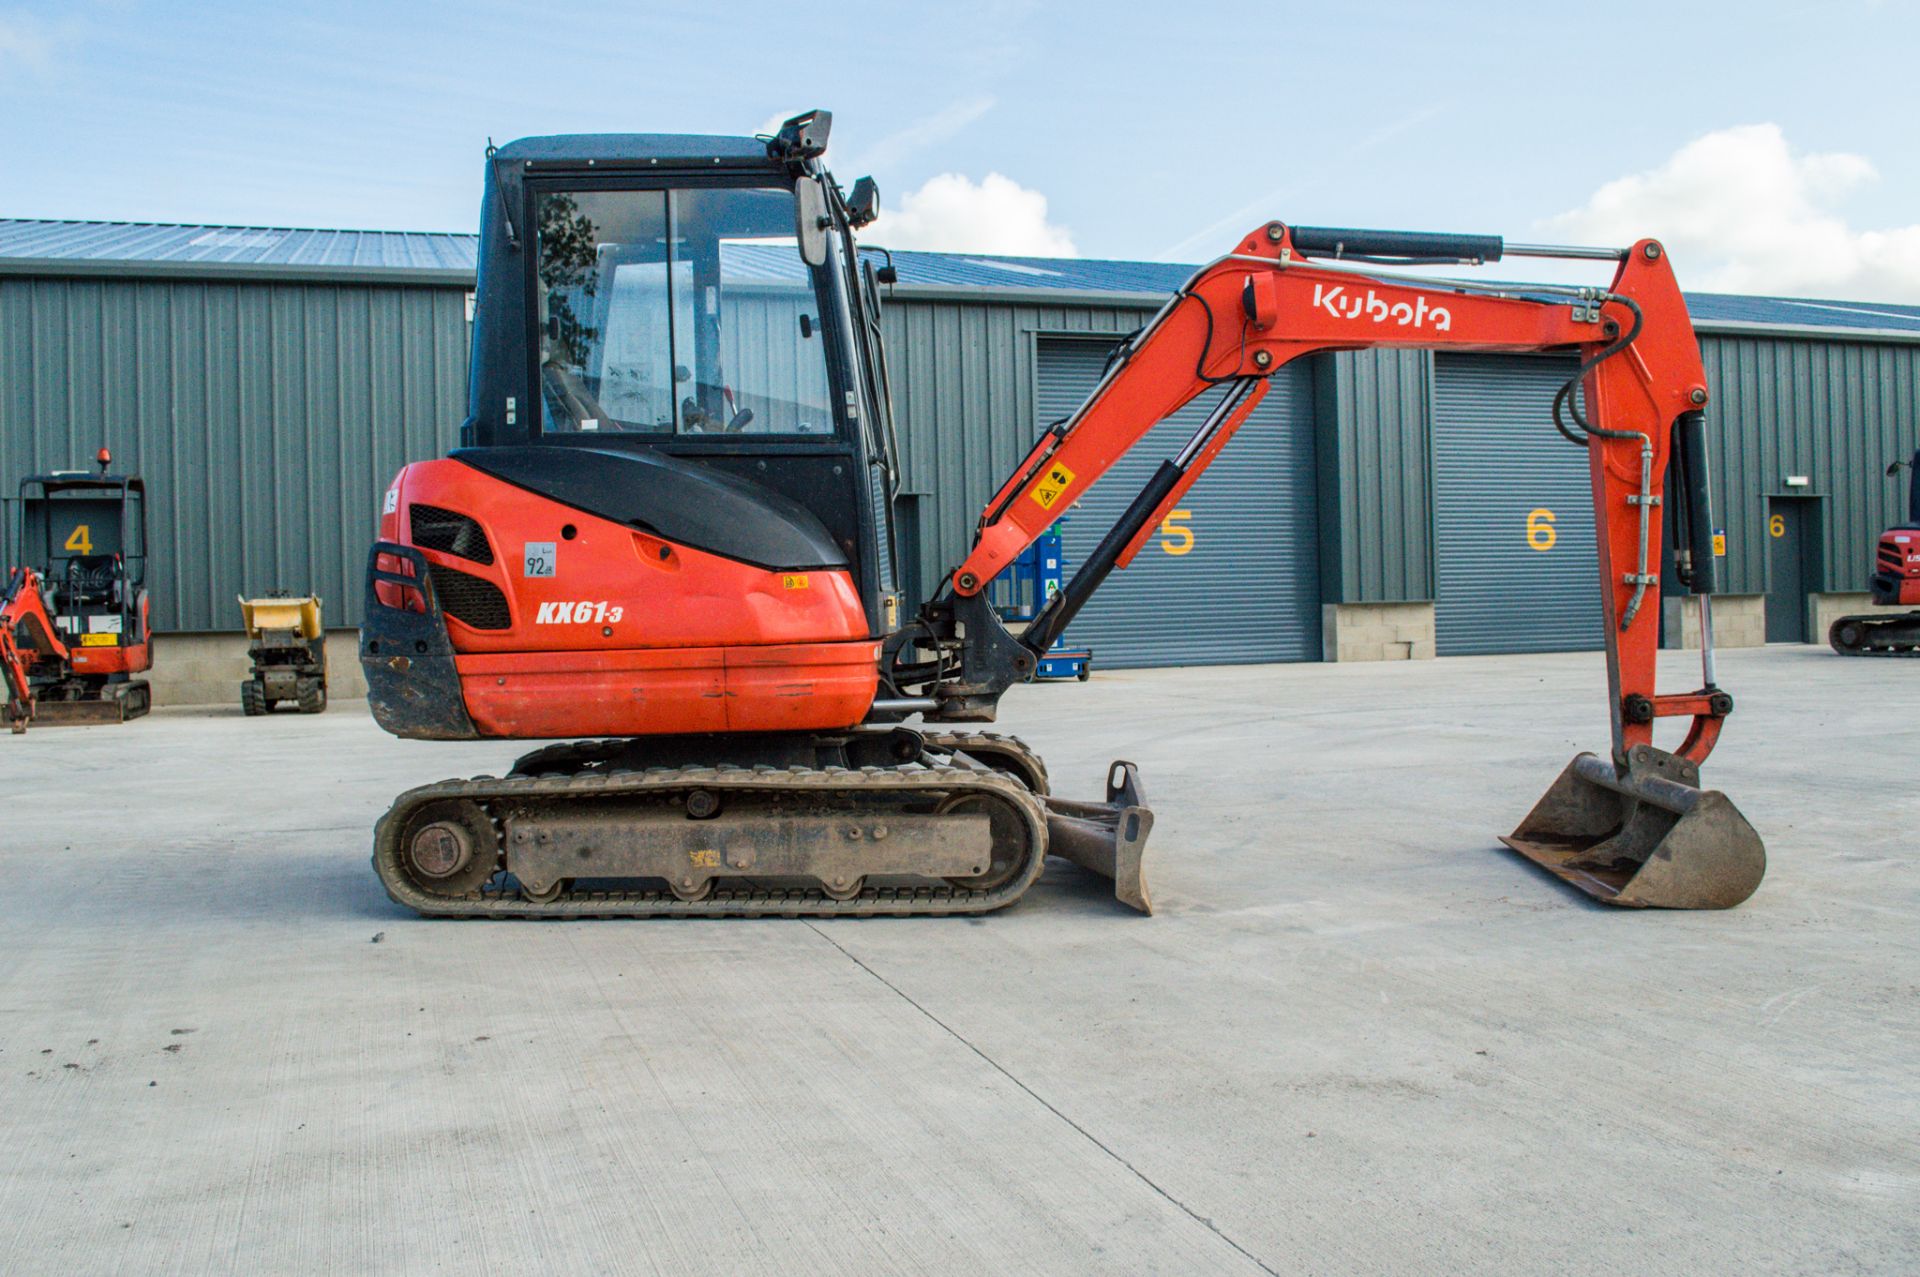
[0,646,1914,1275]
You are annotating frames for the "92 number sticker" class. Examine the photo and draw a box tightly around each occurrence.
[523,542,556,578]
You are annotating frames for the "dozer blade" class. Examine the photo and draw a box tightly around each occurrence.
[1501,743,1764,909]
[32,681,150,727]
[1041,761,1154,914]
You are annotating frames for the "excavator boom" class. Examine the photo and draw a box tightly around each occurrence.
[898,221,1764,908]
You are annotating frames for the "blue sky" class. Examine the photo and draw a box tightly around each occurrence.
[1,0,1915,298]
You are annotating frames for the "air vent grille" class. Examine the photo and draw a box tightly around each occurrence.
[429,565,511,630]
[410,504,495,565]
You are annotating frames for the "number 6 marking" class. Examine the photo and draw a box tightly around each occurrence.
[1526,508,1556,551]
[1768,514,1785,538]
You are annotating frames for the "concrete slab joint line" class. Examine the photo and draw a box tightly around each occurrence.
[801,922,1282,1277]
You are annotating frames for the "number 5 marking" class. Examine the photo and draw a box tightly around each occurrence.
[1526,508,1556,552]
[1158,509,1194,556]
[64,525,93,554]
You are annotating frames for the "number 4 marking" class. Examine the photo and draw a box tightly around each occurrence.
[64,525,93,554]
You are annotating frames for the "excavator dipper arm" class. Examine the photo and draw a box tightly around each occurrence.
[908,221,1763,908]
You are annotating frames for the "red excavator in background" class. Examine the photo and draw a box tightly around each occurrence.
[1,450,153,732]
[1828,449,1920,655]
[359,112,1763,918]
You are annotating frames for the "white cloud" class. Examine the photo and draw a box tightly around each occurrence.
[0,13,56,76]
[1545,124,1920,302]
[872,172,1076,257]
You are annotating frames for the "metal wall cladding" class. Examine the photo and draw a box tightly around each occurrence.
[1697,334,1920,595]
[715,285,835,435]
[878,296,1156,601]
[1432,353,1602,655]
[0,275,468,631]
[1313,347,1433,603]
[1035,338,1321,667]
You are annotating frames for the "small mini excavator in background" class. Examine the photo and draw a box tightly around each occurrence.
[1828,449,1920,656]
[359,111,1765,917]
[2,450,152,732]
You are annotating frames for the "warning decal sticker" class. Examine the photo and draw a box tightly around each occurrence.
[1031,462,1076,510]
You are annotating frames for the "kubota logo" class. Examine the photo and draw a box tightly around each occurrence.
[535,600,625,625]
[1312,283,1451,331]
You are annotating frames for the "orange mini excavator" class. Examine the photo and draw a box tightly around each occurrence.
[360,111,1764,917]
[2,451,153,733]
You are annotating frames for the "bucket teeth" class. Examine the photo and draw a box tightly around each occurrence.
[1501,745,1765,909]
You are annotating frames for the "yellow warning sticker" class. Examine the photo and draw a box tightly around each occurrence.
[1711,532,1727,556]
[1031,462,1077,510]
[689,849,720,868]
[79,633,118,647]
[781,574,810,590]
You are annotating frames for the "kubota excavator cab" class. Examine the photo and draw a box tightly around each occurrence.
[358,114,1148,917]
[364,113,906,742]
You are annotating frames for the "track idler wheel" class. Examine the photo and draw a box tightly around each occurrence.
[1501,745,1765,909]
[937,791,1032,893]
[398,799,500,897]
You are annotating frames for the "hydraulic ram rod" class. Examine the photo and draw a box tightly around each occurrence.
[1021,380,1258,656]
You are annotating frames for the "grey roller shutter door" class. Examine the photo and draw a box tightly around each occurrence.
[1035,339,1321,668]
[1432,353,1601,655]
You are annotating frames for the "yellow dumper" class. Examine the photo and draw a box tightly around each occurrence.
[237,594,327,714]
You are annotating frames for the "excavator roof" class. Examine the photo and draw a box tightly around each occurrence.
[19,472,142,500]
[493,133,776,167]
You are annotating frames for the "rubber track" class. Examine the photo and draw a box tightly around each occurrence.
[373,762,1051,919]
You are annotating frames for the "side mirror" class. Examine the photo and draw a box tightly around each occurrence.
[847,176,881,229]
[1889,460,1909,477]
[795,178,829,267]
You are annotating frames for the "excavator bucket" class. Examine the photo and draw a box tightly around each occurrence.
[1501,744,1764,909]
[1041,761,1154,913]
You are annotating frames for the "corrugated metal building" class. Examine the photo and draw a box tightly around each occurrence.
[4,217,1917,679]
[0,220,474,636]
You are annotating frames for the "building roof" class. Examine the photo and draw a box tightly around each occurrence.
[3,217,1917,340]
[854,248,1920,340]
[0,218,477,285]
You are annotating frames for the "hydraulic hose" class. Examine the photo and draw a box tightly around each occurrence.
[1549,294,1658,632]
